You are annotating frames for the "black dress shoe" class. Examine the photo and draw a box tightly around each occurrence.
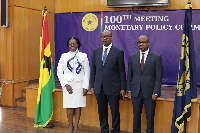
[44,123,55,128]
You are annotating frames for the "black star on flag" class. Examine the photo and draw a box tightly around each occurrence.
[43,55,51,76]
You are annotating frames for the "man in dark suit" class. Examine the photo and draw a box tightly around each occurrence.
[127,35,163,133]
[90,30,126,133]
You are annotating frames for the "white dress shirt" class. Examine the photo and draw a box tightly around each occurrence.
[102,43,112,60]
[140,48,149,64]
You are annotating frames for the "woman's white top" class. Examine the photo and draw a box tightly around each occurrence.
[57,51,90,108]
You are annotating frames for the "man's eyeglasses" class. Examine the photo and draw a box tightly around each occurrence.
[137,41,149,44]
[68,43,77,46]
[101,35,112,39]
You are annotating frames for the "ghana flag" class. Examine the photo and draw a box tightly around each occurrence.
[34,9,55,128]
[171,3,197,133]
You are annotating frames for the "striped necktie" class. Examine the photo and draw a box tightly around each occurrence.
[102,48,108,66]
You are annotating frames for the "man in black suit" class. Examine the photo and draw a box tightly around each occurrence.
[90,30,126,133]
[127,35,163,133]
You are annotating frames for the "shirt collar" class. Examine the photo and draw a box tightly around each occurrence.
[140,49,149,55]
[69,49,79,55]
[103,43,112,51]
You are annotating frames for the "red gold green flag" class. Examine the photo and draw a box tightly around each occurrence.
[34,10,55,128]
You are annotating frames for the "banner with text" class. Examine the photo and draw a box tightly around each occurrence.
[55,10,200,86]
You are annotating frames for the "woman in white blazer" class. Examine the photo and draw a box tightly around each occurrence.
[57,37,90,133]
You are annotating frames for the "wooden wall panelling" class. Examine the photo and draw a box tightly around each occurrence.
[27,9,41,79]
[1,84,14,106]
[0,28,8,80]
[13,82,28,101]
[119,98,133,131]
[5,7,14,80]
[27,11,55,79]
[199,101,200,133]
[26,89,200,133]
[1,0,55,107]
[27,11,55,80]
[55,0,200,13]
[0,7,13,80]
[84,0,94,12]
[52,90,67,122]
[12,7,55,108]
[55,0,71,13]
[167,0,200,9]
[8,0,13,6]
[13,7,55,81]
[198,96,200,133]
[26,89,68,122]
[186,102,199,133]
[191,0,200,9]
[13,7,28,81]
[154,99,174,132]
[13,0,55,13]
[26,88,37,117]
[55,0,131,13]
[155,99,199,133]
[80,94,100,127]
[0,6,55,106]
[156,0,182,10]
[0,6,14,107]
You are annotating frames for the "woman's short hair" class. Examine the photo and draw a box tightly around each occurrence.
[67,37,81,50]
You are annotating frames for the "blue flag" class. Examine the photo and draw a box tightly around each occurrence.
[171,4,197,133]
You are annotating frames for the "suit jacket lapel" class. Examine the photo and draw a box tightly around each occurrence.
[142,51,152,72]
[103,46,115,67]
[135,52,141,72]
[97,47,103,66]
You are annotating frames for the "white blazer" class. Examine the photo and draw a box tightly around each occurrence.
[57,51,90,89]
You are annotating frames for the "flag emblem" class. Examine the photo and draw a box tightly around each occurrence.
[34,9,55,128]
[82,13,98,31]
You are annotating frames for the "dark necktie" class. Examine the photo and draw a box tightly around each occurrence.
[102,48,108,66]
[141,53,145,71]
